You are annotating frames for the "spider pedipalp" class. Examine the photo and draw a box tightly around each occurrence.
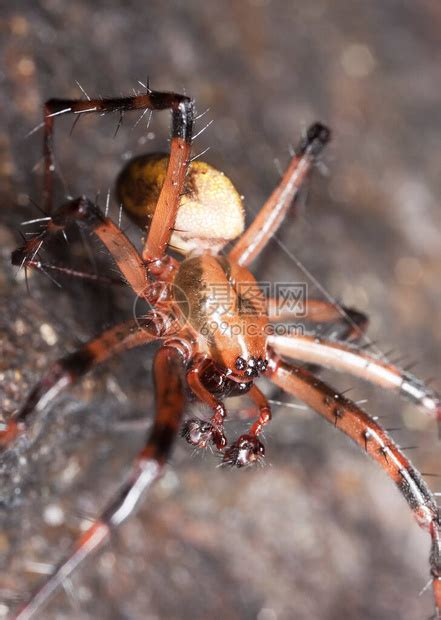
[181,417,217,449]
[222,434,266,468]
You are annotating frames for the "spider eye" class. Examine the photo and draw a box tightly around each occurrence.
[235,357,246,370]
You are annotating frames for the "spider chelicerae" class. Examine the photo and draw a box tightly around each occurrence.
[3,86,441,619]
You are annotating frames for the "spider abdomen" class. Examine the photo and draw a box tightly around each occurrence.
[117,153,245,254]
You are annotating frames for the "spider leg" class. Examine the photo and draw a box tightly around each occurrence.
[184,356,228,451]
[229,123,331,267]
[20,258,124,287]
[12,197,148,297]
[12,344,186,620]
[268,333,441,424]
[223,384,270,467]
[267,297,369,342]
[0,315,167,448]
[268,355,441,617]
[43,90,194,268]
[183,358,271,467]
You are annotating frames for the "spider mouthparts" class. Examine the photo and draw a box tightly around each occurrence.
[222,434,265,468]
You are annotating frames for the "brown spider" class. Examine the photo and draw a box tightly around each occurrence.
[4,86,441,619]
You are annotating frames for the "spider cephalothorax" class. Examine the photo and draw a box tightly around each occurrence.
[4,87,441,619]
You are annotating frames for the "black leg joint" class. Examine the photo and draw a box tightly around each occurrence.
[61,349,95,377]
[297,122,331,158]
[171,99,195,143]
[52,196,106,229]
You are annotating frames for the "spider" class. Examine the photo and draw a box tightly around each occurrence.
[3,86,441,619]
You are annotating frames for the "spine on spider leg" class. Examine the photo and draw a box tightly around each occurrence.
[40,88,195,271]
[12,196,148,298]
[269,357,441,615]
[11,197,100,268]
[43,101,55,214]
[42,89,194,214]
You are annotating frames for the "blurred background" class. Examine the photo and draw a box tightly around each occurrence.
[1,1,441,619]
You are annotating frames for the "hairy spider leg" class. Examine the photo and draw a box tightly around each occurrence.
[223,384,271,467]
[43,90,194,266]
[20,259,125,287]
[0,316,167,448]
[186,355,228,450]
[14,203,180,289]
[267,297,369,342]
[12,197,148,297]
[13,344,186,620]
[268,356,441,617]
[268,333,441,424]
[184,352,271,465]
[245,384,272,436]
[229,123,331,267]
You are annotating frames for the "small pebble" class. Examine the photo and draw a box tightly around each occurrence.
[43,504,65,527]
[40,323,58,346]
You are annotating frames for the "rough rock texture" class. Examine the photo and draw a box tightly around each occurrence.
[0,2,441,619]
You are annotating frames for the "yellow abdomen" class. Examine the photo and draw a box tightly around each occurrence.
[117,154,245,254]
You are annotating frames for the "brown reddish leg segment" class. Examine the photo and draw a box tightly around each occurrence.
[267,298,369,342]
[269,356,441,615]
[43,90,194,268]
[247,384,272,437]
[0,317,165,448]
[268,333,441,422]
[12,197,148,297]
[43,90,194,206]
[143,134,192,266]
[223,384,270,467]
[185,356,228,450]
[14,345,186,620]
[229,123,330,267]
